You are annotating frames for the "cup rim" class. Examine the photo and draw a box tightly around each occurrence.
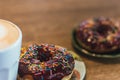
[0,19,22,52]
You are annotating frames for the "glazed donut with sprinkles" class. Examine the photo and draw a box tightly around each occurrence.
[18,43,75,80]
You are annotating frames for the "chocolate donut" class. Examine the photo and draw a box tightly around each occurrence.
[18,43,75,80]
[76,17,120,53]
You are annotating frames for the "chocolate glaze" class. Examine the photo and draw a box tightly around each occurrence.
[18,44,74,80]
[76,17,120,53]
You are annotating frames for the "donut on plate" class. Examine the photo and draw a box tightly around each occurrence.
[76,17,120,53]
[18,43,75,80]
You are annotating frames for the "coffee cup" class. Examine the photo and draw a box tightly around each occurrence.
[0,19,22,80]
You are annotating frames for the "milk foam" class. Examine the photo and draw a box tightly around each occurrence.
[0,20,19,49]
[0,25,7,39]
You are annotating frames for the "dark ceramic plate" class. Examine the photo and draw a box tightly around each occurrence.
[72,29,120,58]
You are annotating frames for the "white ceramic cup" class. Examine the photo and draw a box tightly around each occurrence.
[0,20,22,80]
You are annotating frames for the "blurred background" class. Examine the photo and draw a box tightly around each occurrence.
[0,0,120,80]
[0,0,120,47]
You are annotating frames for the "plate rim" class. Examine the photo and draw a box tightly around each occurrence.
[69,51,86,80]
[72,29,120,58]
[74,60,86,80]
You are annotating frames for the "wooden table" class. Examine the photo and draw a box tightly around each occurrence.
[1,0,120,80]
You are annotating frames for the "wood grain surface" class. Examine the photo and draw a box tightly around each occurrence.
[1,0,120,80]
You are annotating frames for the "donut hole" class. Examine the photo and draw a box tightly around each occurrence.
[37,48,52,62]
[96,24,113,36]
